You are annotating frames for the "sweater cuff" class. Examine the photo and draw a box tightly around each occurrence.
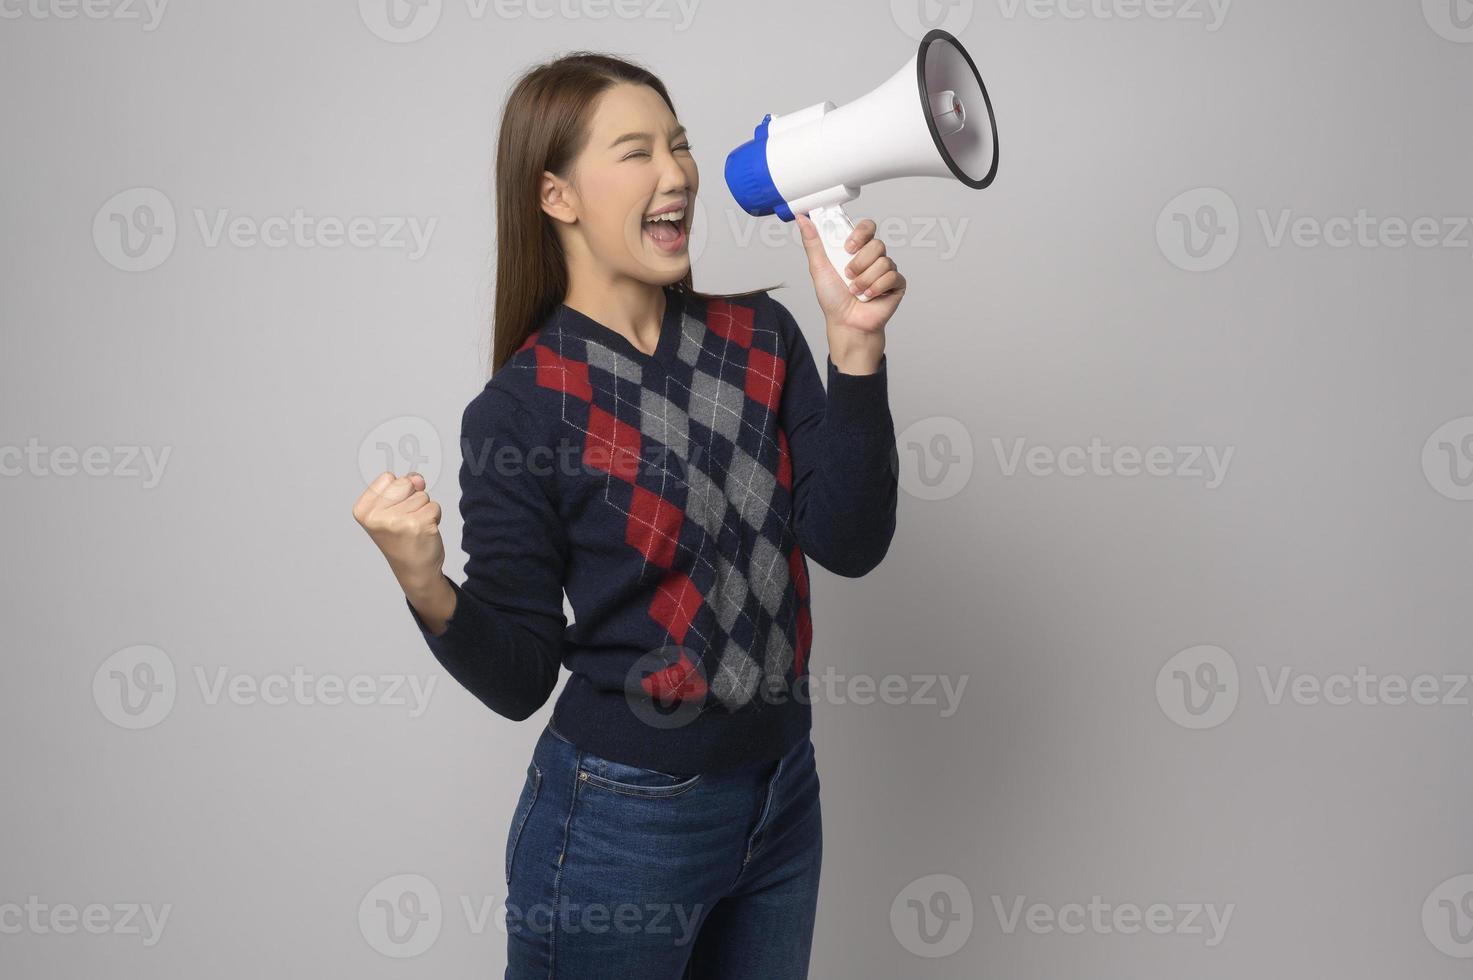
[405,575,473,647]
[824,352,892,431]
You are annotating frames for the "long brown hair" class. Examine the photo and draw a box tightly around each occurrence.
[491,50,780,374]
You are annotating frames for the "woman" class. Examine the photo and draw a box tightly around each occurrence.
[353,50,905,978]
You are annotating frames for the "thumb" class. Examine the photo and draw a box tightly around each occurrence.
[378,475,416,506]
[794,212,838,281]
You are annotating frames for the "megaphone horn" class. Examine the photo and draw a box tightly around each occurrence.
[725,28,999,300]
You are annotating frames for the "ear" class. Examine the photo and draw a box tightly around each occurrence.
[540,171,578,225]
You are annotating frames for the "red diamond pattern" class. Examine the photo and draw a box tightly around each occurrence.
[746,346,784,411]
[626,485,683,569]
[583,404,642,481]
[535,344,593,401]
[640,648,709,704]
[705,297,754,348]
[649,571,703,645]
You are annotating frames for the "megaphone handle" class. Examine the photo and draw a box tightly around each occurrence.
[807,204,871,302]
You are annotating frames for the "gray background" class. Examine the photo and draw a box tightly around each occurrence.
[3,0,1471,976]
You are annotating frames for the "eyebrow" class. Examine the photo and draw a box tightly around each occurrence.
[608,125,688,149]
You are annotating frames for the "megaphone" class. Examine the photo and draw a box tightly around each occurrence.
[725,28,998,300]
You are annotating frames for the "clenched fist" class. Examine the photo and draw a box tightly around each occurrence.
[353,471,454,631]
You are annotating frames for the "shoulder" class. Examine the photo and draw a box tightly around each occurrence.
[705,287,787,326]
[690,288,806,357]
[460,347,549,443]
[746,289,812,363]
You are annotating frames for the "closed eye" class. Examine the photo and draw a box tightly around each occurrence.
[623,142,693,161]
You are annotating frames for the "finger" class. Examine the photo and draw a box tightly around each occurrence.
[842,239,887,281]
[862,269,905,299]
[373,476,417,509]
[388,489,431,514]
[406,472,426,493]
[849,254,896,295]
[844,218,877,254]
[353,471,398,520]
[795,213,844,284]
[795,212,825,260]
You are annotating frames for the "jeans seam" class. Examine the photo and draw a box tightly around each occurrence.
[506,763,542,888]
[734,755,786,884]
[548,748,583,979]
[547,719,575,746]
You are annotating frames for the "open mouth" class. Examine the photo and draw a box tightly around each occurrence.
[642,207,688,253]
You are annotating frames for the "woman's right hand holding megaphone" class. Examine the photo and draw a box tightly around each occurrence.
[794,210,906,375]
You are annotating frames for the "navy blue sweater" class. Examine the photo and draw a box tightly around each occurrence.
[408,283,897,773]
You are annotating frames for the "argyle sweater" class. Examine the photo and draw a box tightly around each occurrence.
[407,283,897,774]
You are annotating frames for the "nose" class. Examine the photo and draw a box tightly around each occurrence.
[655,144,693,193]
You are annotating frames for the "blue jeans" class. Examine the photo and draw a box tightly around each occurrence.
[503,720,823,979]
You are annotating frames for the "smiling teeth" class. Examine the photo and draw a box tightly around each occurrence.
[645,209,685,223]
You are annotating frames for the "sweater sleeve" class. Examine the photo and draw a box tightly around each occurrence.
[405,384,569,721]
[771,294,899,578]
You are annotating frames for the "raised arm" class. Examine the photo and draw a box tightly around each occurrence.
[771,294,899,578]
[357,384,570,721]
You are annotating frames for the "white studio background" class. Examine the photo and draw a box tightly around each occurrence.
[2,1,1472,977]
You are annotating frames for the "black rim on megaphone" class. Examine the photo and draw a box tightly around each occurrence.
[919,28,1000,190]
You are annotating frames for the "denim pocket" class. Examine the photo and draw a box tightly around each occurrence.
[505,761,542,886]
[576,751,702,799]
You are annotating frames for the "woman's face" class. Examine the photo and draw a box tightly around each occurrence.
[547,82,698,287]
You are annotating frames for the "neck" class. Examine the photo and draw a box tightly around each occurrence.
[562,273,668,357]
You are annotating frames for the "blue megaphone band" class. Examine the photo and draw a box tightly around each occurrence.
[724,114,794,222]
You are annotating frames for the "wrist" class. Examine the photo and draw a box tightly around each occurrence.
[826,326,885,375]
[402,571,457,636]
[398,565,448,605]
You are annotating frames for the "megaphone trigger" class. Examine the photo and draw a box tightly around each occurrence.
[808,203,870,302]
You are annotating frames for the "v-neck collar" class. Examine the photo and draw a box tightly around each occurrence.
[552,284,685,370]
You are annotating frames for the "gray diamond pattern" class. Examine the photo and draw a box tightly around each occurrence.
[687,369,744,444]
[584,341,643,385]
